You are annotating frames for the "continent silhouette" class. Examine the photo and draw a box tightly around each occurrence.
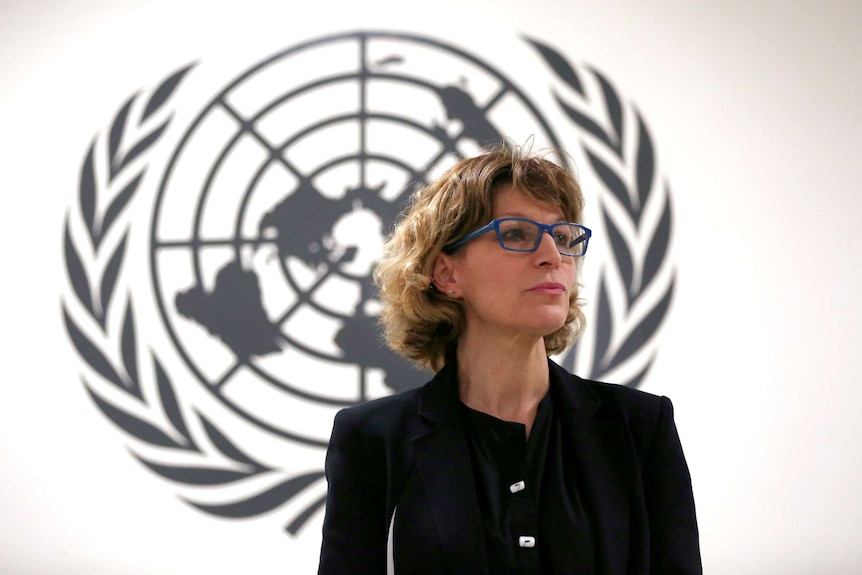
[176,260,282,360]
[259,180,353,267]
[334,314,429,393]
[436,84,502,147]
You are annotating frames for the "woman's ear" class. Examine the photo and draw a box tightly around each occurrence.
[432,253,459,296]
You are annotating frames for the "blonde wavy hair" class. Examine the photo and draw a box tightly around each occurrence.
[373,146,586,372]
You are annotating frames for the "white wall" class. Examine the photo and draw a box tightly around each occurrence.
[2,1,861,573]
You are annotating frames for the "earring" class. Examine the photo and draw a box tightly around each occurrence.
[447,290,454,295]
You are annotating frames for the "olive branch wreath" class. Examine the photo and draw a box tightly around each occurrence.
[61,39,675,538]
[61,64,324,535]
[527,38,676,388]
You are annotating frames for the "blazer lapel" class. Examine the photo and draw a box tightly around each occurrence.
[549,360,630,574]
[410,362,487,574]
[405,360,630,573]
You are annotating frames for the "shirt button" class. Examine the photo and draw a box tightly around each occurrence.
[518,536,536,548]
[509,480,526,493]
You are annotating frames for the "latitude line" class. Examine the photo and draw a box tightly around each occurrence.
[218,98,308,182]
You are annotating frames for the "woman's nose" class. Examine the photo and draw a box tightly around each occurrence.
[535,230,562,266]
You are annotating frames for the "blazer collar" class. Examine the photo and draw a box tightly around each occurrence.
[548,360,630,574]
[411,358,487,574]
[547,358,602,417]
[416,359,461,427]
[417,357,603,424]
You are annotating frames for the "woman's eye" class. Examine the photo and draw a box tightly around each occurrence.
[503,228,527,240]
[554,232,571,245]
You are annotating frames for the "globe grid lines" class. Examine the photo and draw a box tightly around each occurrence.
[149,30,567,444]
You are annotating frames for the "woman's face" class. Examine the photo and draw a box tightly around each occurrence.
[437,184,578,344]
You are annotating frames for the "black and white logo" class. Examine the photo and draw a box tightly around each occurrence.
[62,30,675,536]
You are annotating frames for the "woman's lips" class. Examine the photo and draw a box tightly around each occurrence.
[529,282,567,295]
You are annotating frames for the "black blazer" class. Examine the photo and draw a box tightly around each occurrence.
[318,359,702,574]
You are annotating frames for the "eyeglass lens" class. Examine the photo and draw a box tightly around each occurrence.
[497,220,587,255]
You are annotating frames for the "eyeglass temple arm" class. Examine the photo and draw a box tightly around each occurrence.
[565,232,589,249]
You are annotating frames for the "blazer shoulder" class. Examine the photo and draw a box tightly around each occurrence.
[571,376,681,460]
[550,360,666,421]
[551,366,669,438]
[332,384,424,438]
[586,378,667,420]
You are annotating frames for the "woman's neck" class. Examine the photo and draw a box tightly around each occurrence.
[455,331,549,435]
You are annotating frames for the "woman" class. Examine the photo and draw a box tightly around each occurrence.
[317,146,701,574]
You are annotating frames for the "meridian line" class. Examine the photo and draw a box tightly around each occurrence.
[213,362,242,391]
[218,98,307,181]
[156,237,275,248]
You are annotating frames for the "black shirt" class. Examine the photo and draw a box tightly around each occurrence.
[461,392,558,574]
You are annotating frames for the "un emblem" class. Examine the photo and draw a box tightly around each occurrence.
[152,31,567,447]
[62,30,675,537]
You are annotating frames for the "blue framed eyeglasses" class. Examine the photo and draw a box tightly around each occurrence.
[443,217,592,257]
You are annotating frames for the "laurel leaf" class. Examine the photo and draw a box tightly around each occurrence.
[200,416,267,469]
[63,306,125,389]
[99,232,127,327]
[622,355,655,390]
[585,149,634,218]
[591,273,613,375]
[601,207,635,302]
[642,190,672,291]
[154,357,196,448]
[135,458,254,485]
[109,95,136,182]
[120,301,141,398]
[63,217,96,319]
[524,37,584,95]
[540,51,676,391]
[591,67,623,152]
[79,140,99,247]
[115,121,169,175]
[102,171,142,238]
[556,96,614,151]
[142,62,195,122]
[560,340,579,374]
[185,471,324,518]
[286,494,327,535]
[635,114,655,222]
[605,279,675,373]
[84,380,186,448]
